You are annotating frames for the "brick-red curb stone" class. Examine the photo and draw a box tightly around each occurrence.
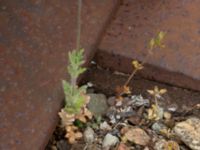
[98,0,200,91]
[0,1,119,149]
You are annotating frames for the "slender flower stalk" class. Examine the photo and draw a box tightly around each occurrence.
[123,31,166,87]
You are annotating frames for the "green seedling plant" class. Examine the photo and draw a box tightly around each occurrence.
[59,49,92,144]
[62,48,87,114]
[58,0,94,144]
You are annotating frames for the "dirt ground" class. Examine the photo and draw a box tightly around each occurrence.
[82,64,200,113]
[46,64,200,149]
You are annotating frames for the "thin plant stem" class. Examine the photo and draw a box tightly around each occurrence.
[123,50,152,87]
[72,0,82,88]
[123,31,165,87]
[124,69,138,87]
[76,0,82,50]
[71,77,76,87]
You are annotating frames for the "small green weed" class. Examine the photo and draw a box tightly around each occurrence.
[59,49,92,144]
[62,48,87,114]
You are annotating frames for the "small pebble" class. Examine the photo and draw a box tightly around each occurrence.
[107,97,116,106]
[167,104,178,112]
[116,115,121,119]
[130,95,150,107]
[152,122,168,134]
[87,82,93,87]
[116,101,122,107]
[163,111,172,120]
[100,121,112,131]
[102,133,119,149]
[84,127,95,144]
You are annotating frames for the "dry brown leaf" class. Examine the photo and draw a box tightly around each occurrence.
[132,60,144,70]
[83,107,93,119]
[147,104,163,121]
[76,115,87,123]
[160,89,167,94]
[58,109,75,126]
[65,125,83,144]
[116,85,131,97]
[147,90,154,95]
[75,107,93,123]
[147,86,167,98]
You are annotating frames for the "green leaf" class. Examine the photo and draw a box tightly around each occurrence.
[62,80,71,95]
[149,31,166,50]
[64,106,76,114]
[62,48,88,114]
[74,119,86,129]
[67,49,86,79]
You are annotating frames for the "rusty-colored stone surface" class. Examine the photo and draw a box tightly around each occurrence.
[0,0,119,149]
[98,0,200,91]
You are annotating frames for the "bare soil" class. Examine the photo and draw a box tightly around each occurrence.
[82,65,200,110]
[46,64,200,150]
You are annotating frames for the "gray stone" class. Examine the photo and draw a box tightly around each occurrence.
[102,133,119,149]
[152,122,168,134]
[107,96,116,106]
[118,106,136,118]
[88,94,108,117]
[106,106,118,124]
[84,127,95,144]
[130,95,150,107]
[100,121,112,131]
[173,117,200,150]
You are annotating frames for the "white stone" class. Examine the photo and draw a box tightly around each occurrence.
[102,133,119,149]
[100,121,112,131]
[84,127,95,144]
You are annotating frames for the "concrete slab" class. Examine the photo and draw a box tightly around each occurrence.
[0,0,119,149]
[98,0,200,91]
